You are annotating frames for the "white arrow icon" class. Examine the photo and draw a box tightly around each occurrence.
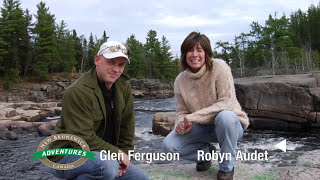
[275,139,286,152]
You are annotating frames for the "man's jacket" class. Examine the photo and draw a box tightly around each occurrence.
[49,67,135,162]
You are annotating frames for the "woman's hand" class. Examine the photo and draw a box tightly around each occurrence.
[175,117,192,134]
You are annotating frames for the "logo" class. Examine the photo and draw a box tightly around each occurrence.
[31,134,96,170]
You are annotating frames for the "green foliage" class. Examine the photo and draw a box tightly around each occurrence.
[125,32,178,82]
[126,34,146,78]
[214,2,320,75]
[0,0,28,77]
[32,1,56,81]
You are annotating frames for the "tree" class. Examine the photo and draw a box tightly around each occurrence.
[20,8,33,76]
[144,30,161,79]
[126,34,146,78]
[160,35,176,81]
[0,0,27,87]
[72,30,84,72]
[32,1,56,81]
[55,20,76,72]
[86,33,96,70]
[79,35,88,73]
[234,33,249,76]
[215,41,233,65]
[308,3,320,52]
[102,30,109,42]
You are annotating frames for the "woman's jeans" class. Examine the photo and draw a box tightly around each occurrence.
[162,110,243,172]
[49,151,149,180]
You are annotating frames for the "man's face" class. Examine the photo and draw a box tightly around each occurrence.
[95,55,127,89]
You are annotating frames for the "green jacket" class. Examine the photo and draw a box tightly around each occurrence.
[49,67,135,161]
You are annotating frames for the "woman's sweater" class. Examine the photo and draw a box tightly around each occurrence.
[174,58,249,130]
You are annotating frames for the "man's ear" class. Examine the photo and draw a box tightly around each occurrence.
[94,55,99,66]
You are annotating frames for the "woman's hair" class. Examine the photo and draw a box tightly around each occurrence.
[179,31,214,71]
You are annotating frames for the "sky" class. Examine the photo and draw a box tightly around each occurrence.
[2,0,318,56]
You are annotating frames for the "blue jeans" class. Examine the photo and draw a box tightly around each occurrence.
[49,151,149,180]
[162,110,243,172]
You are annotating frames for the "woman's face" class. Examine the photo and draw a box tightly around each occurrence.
[186,43,206,73]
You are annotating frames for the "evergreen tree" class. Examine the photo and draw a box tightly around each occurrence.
[126,34,146,78]
[144,30,161,79]
[0,0,27,87]
[86,33,96,70]
[160,35,176,81]
[308,3,320,52]
[20,8,33,76]
[79,35,88,72]
[55,20,76,72]
[72,30,84,72]
[32,1,56,81]
[102,30,109,42]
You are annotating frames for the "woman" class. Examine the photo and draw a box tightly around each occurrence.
[162,32,249,180]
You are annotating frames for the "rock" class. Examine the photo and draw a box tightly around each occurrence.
[235,73,320,132]
[9,121,35,132]
[15,109,41,122]
[37,120,58,136]
[152,112,176,136]
[56,81,67,89]
[0,126,18,140]
[0,108,17,118]
[5,130,18,140]
[132,90,146,98]
[296,149,320,168]
[130,78,174,99]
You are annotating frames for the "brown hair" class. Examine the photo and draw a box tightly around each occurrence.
[179,31,214,71]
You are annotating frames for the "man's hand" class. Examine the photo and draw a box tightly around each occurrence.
[175,117,192,134]
[117,149,130,177]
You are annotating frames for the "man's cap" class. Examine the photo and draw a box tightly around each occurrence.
[97,41,130,64]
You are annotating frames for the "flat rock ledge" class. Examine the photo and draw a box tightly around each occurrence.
[0,102,61,140]
[235,73,320,133]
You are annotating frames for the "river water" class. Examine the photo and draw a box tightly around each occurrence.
[0,97,319,179]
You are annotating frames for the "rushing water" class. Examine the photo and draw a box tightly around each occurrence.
[0,97,319,179]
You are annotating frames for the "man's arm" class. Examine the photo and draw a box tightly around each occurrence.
[116,83,135,154]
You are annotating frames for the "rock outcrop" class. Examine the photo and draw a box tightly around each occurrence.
[0,102,61,140]
[130,78,174,99]
[235,73,320,133]
[0,78,174,102]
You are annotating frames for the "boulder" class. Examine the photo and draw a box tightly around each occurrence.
[152,112,176,136]
[235,73,320,132]
[37,120,58,136]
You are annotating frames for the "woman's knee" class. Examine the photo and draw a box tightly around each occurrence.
[162,136,174,152]
[214,110,239,128]
[162,133,181,153]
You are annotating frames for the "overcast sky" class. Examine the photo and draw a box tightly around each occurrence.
[2,0,318,56]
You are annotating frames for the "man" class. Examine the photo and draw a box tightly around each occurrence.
[49,41,149,180]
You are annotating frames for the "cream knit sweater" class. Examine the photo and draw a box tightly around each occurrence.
[174,58,249,130]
